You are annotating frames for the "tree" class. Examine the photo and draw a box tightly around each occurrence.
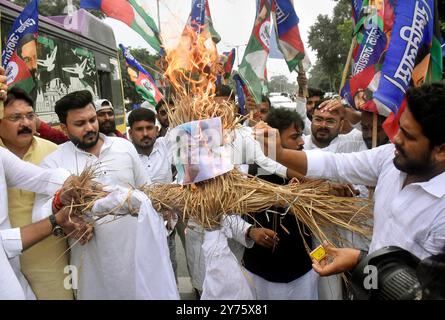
[267,75,296,93]
[307,0,352,92]
[309,0,445,92]
[306,62,331,92]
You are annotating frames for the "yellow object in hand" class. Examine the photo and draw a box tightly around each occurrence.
[310,245,327,262]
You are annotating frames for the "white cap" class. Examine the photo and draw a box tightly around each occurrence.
[94,99,113,112]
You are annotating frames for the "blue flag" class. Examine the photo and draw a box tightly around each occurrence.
[120,44,162,105]
[2,0,39,93]
[233,73,246,115]
[190,0,206,33]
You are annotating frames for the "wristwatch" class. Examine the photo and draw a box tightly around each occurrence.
[49,214,65,237]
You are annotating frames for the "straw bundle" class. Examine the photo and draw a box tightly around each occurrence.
[63,166,108,218]
[64,165,372,244]
[168,93,241,130]
[142,169,373,243]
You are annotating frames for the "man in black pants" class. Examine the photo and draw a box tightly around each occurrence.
[243,107,318,299]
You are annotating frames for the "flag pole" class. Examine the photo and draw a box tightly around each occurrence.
[339,36,356,95]
[156,0,161,34]
[372,112,378,148]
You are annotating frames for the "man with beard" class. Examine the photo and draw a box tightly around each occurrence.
[128,108,172,184]
[306,87,325,122]
[303,101,366,153]
[155,99,173,138]
[32,90,150,299]
[244,108,319,299]
[17,34,38,102]
[319,101,389,150]
[0,87,72,299]
[94,99,126,138]
[127,108,177,278]
[257,82,445,276]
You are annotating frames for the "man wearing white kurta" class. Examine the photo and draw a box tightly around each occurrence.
[261,83,445,276]
[302,103,367,300]
[0,147,69,299]
[127,108,177,278]
[32,90,149,299]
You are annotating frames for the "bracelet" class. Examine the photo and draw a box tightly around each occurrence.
[52,189,63,211]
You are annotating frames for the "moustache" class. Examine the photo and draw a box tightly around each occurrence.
[18,127,32,135]
[83,131,97,139]
[141,137,153,143]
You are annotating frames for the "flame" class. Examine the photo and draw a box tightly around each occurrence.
[164,25,221,96]
[162,24,240,129]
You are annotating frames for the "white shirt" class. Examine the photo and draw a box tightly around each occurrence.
[303,129,367,153]
[306,144,445,259]
[139,137,173,184]
[0,147,69,299]
[303,118,312,136]
[32,134,149,299]
[229,126,287,178]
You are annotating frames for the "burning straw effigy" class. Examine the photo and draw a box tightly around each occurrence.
[67,25,373,247]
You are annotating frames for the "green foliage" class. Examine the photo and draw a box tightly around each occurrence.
[307,0,352,92]
[267,75,296,93]
[306,62,331,92]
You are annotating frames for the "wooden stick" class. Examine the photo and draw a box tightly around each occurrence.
[339,36,357,95]
[372,112,378,148]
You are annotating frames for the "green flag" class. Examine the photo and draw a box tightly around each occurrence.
[238,0,271,104]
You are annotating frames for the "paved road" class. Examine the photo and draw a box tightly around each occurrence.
[174,233,197,300]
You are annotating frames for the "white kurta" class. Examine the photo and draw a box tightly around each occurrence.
[201,215,254,300]
[139,137,173,184]
[229,126,288,178]
[303,129,368,300]
[245,269,319,300]
[91,188,179,299]
[306,144,445,259]
[0,147,69,299]
[32,135,149,299]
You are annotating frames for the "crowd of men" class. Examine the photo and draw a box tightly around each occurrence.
[0,64,444,300]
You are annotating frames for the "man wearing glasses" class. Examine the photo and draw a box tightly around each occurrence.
[303,100,366,153]
[0,87,72,299]
[302,99,367,300]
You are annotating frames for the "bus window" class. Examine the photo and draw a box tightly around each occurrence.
[35,34,99,124]
[1,4,125,129]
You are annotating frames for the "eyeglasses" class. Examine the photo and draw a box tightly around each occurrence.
[4,113,36,122]
[312,116,338,127]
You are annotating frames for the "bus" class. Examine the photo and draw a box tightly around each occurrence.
[1,0,126,132]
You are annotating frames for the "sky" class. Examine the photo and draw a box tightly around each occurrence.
[104,0,336,83]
